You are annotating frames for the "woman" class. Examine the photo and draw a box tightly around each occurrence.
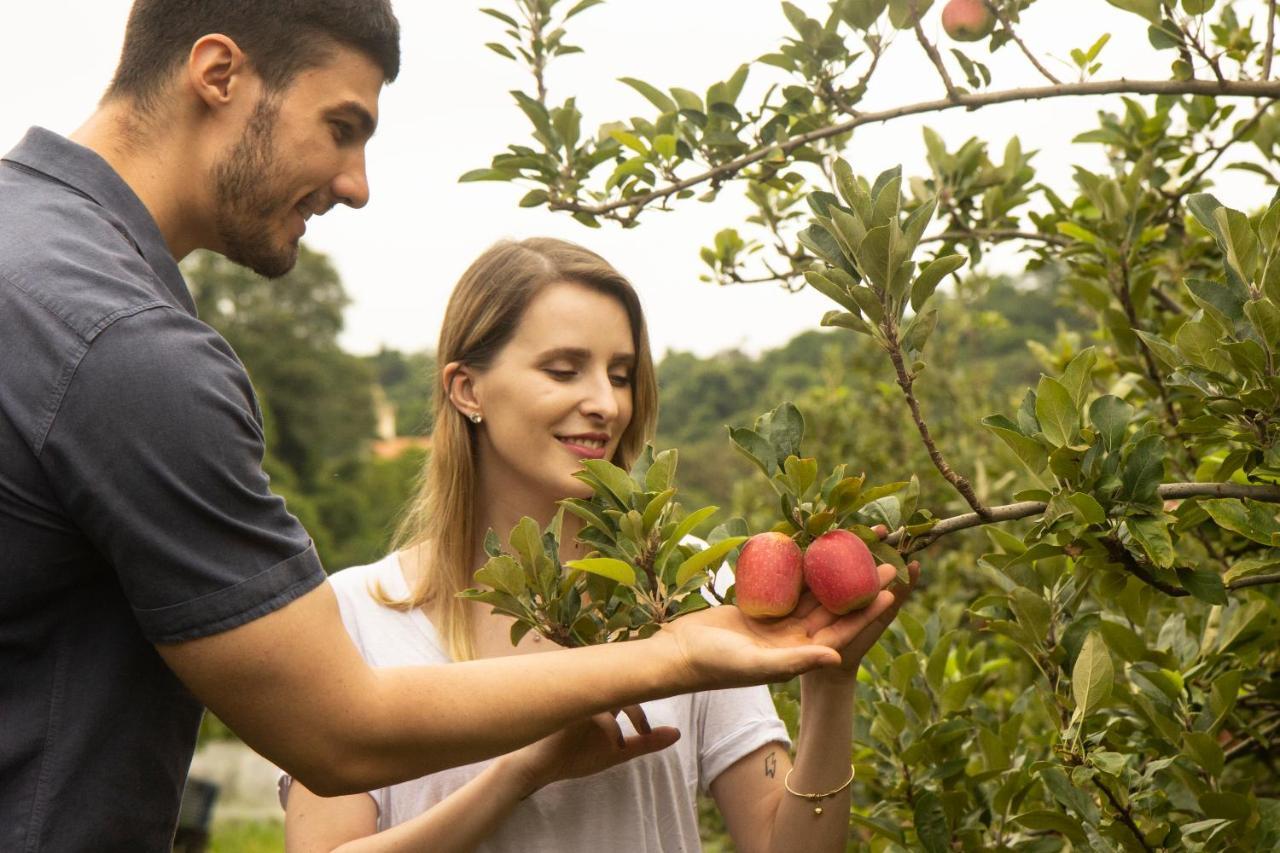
[281,237,916,852]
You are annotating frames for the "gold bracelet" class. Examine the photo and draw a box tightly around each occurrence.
[783,765,855,816]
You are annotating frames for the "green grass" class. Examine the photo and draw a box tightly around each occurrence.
[208,819,284,853]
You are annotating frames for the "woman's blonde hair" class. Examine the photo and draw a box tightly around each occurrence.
[382,237,658,661]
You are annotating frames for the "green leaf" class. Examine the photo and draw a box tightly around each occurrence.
[645,448,678,492]
[458,168,515,182]
[1214,206,1261,288]
[1119,435,1165,504]
[1183,731,1226,776]
[982,415,1049,473]
[1059,347,1098,409]
[911,255,965,311]
[1127,516,1175,568]
[821,310,874,336]
[1072,632,1114,718]
[473,555,526,595]
[618,77,677,113]
[1245,298,1280,349]
[1177,567,1229,603]
[766,403,805,461]
[510,516,546,568]
[1105,0,1161,24]
[1068,492,1108,526]
[1174,318,1231,372]
[1035,376,1078,448]
[1009,587,1051,642]
[729,427,776,476]
[805,270,861,313]
[1089,395,1133,451]
[565,557,636,585]
[900,306,938,354]
[1186,277,1249,329]
[843,0,889,29]
[581,459,636,506]
[1201,498,1280,545]
[675,536,749,586]
[913,790,950,853]
[656,505,720,566]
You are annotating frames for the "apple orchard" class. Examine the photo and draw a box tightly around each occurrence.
[461,0,1280,850]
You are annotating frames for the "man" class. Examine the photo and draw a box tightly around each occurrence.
[0,2,904,849]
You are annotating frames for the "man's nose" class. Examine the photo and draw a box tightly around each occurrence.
[332,150,370,209]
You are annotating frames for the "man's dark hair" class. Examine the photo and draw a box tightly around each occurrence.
[105,0,400,107]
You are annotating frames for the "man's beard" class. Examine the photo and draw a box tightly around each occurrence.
[211,97,299,279]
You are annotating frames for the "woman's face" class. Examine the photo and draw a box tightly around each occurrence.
[470,280,637,504]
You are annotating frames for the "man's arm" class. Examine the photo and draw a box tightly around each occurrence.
[159,578,893,795]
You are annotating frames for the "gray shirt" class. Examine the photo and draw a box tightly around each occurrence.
[0,127,326,851]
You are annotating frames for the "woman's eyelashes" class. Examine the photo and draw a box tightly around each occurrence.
[540,366,633,387]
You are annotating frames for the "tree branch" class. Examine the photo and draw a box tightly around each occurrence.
[986,1,1060,85]
[885,324,991,519]
[891,482,1280,559]
[550,79,1280,218]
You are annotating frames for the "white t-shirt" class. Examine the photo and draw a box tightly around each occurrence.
[280,554,790,853]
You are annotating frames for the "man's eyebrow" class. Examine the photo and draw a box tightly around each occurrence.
[329,101,378,138]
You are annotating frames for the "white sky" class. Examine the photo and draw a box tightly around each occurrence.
[1,2,1273,357]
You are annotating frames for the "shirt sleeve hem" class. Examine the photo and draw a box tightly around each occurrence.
[699,719,792,793]
[136,545,326,644]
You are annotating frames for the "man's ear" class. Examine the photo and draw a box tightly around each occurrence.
[442,362,482,419]
[186,34,256,109]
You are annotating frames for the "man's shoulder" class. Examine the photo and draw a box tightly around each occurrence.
[0,162,173,340]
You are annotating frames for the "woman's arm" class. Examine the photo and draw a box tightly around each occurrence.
[713,561,919,853]
[285,708,680,853]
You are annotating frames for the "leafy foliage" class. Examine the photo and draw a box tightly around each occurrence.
[472,1,1280,848]
[460,447,747,646]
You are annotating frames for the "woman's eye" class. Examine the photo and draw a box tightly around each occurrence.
[544,368,576,380]
[609,374,632,387]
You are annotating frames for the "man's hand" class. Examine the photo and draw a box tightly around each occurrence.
[505,706,680,797]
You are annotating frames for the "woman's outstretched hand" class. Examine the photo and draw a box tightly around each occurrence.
[655,526,920,690]
[654,586,899,690]
[506,705,680,798]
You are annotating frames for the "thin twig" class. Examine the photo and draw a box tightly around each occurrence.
[885,323,991,518]
[985,1,1060,85]
[550,79,1280,218]
[911,7,960,102]
[1171,98,1278,199]
[1093,777,1156,853]
[921,228,1071,246]
[1267,0,1277,81]
[1173,14,1226,84]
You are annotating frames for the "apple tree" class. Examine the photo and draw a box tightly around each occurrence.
[465,1,1280,849]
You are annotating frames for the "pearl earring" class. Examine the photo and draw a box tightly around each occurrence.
[469,412,483,424]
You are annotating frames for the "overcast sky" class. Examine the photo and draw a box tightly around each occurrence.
[2,2,1271,358]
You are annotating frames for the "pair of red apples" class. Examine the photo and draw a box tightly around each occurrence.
[735,529,880,618]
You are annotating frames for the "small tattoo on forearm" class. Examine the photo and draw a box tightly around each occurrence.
[764,752,777,778]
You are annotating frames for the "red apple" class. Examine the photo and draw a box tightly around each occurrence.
[734,532,804,618]
[803,529,881,614]
[941,0,996,42]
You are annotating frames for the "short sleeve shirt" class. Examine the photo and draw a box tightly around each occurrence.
[0,127,326,851]
[279,555,792,852]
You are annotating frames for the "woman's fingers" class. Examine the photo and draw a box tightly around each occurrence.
[591,711,626,749]
[617,704,652,735]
